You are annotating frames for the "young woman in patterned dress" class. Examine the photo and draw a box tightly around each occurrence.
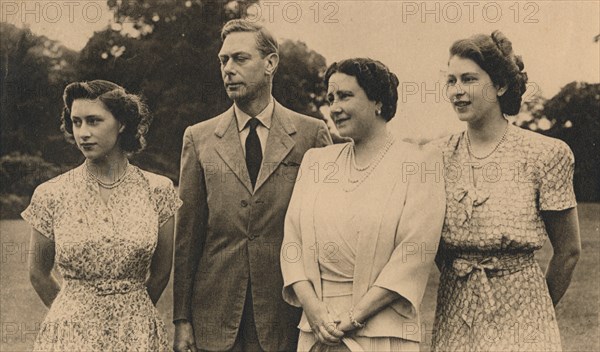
[22,80,181,351]
[432,31,581,352]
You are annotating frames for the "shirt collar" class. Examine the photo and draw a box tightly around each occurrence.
[234,97,274,132]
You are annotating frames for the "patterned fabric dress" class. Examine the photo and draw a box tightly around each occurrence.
[431,124,576,352]
[21,164,182,352]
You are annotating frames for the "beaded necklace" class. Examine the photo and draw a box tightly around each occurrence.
[85,160,130,189]
[344,133,395,192]
[466,121,509,160]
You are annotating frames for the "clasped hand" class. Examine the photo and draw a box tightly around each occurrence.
[304,300,356,345]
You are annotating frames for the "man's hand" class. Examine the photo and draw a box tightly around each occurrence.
[173,320,198,352]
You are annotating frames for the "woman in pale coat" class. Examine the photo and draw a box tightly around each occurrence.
[280,58,446,351]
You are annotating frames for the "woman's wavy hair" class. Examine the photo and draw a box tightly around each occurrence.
[61,80,151,153]
[324,58,400,122]
[449,30,528,115]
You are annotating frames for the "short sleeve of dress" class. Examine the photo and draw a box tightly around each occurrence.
[154,178,183,228]
[538,141,577,211]
[20,184,55,240]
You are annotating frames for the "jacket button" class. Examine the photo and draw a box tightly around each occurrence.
[240,200,248,207]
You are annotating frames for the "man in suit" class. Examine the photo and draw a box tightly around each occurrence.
[173,19,332,352]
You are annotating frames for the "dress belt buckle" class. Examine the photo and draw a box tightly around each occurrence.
[94,280,136,296]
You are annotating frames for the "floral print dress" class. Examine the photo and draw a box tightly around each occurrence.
[21,164,182,351]
[431,124,576,352]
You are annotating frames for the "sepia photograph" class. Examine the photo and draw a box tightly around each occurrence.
[1,1,599,351]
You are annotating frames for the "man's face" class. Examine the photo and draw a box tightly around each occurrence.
[218,32,269,103]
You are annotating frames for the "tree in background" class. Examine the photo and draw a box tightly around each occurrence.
[1,2,331,218]
[78,0,328,178]
[543,82,600,201]
[516,82,600,201]
[0,23,78,162]
[1,24,79,217]
[274,40,328,118]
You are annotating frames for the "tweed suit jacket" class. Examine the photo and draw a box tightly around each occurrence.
[174,100,332,351]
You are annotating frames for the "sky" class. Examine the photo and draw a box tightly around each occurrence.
[3,0,599,139]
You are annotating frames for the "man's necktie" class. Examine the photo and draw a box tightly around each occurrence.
[245,118,262,189]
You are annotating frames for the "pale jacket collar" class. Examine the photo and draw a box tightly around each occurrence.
[234,97,274,131]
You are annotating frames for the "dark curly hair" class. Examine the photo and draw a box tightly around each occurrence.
[324,58,400,122]
[449,30,528,115]
[61,80,151,153]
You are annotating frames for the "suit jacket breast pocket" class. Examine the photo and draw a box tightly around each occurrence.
[281,159,301,167]
[277,156,302,185]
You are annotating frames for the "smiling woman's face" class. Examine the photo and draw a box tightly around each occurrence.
[70,99,124,160]
[327,73,380,143]
[446,56,503,124]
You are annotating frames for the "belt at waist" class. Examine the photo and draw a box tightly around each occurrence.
[446,252,536,327]
[64,278,145,296]
[321,279,353,298]
[449,251,535,277]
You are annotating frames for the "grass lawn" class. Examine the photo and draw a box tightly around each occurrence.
[2,204,598,351]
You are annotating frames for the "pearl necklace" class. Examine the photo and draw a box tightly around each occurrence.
[85,161,130,189]
[466,122,509,160]
[344,133,395,192]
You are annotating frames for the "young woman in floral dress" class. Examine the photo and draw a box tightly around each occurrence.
[22,80,181,351]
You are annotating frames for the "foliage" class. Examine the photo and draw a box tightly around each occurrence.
[77,0,328,177]
[0,194,30,219]
[274,40,328,118]
[0,153,62,196]
[0,23,78,163]
[517,82,600,201]
[1,1,330,191]
[0,153,64,219]
[543,82,600,201]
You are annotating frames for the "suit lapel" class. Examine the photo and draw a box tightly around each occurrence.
[214,107,254,194]
[253,102,296,192]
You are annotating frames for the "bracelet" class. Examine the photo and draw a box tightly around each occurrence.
[349,307,366,329]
